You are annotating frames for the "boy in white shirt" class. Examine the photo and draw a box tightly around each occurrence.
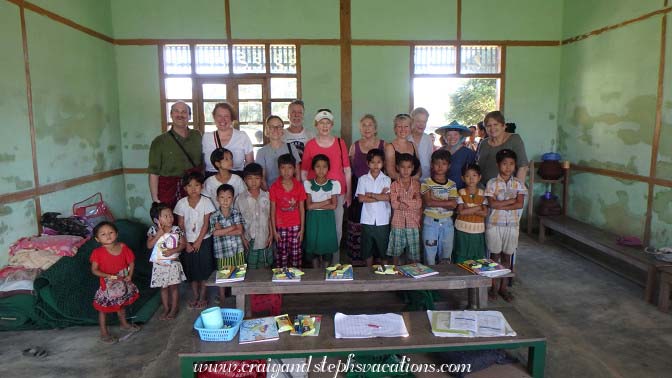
[355,149,391,266]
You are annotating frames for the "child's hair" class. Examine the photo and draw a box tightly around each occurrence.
[366,148,384,163]
[484,110,505,125]
[277,153,296,168]
[461,163,482,177]
[312,154,330,170]
[182,171,205,187]
[396,153,419,176]
[216,183,235,197]
[431,149,452,164]
[496,148,518,165]
[210,147,233,168]
[150,202,171,222]
[93,221,117,238]
[243,162,263,178]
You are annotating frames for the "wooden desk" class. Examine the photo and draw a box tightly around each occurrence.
[208,265,496,315]
[179,308,546,378]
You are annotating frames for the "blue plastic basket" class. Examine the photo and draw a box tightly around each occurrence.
[193,308,244,342]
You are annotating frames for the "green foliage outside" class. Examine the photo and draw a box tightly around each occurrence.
[446,79,497,125]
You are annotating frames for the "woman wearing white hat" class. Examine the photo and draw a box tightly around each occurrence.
[301,109,352,264]
[435,121,476,189]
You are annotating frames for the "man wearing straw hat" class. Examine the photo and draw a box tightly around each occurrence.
[435,121,476,189]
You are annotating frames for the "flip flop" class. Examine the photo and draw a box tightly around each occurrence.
[195,300,208,310]
[22,346,48,358]
[98,336,118,345]
[187,300,199,310]
[120,324,141,333]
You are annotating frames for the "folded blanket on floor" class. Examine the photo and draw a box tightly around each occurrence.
[0,294,54,331]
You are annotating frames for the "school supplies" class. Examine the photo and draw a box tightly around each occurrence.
[215,264,247,283]
[457,259,511,278]
[334,313,409,338]
[397,263,438,279]
[149,232,180,264]
[427,310,516,338]
[290,314,322,336]
[239,316,279,344]
[373,265,402,275]
[272,267,304,282]
[274,314,293,333]
[325,264,353,281]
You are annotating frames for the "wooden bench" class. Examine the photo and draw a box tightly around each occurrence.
[658,266,672,312]
[538,215,672,303]
[208,265,503,316]
[179,308,546,378]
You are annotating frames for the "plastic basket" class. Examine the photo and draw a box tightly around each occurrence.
[193,308,244,342]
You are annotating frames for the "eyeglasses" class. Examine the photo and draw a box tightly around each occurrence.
[394,113,411,119]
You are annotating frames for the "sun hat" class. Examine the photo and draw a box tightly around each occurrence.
[435,120,471,137]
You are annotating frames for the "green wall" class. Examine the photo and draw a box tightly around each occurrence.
[352,46,411,142]
[111,0,226,39]
[300,46,342,134]
[0,2,34,195]
[352,0,457,40]
[462,0,562,40]
[230,0,339,39]
[0,0,124,264]
[558,1,669,246]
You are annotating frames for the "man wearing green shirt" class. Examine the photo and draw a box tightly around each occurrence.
[148,101,203,209]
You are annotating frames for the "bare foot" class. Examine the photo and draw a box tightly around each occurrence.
[166,310,178,320]
[159,309,170,320]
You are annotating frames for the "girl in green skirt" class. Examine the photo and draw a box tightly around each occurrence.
[303,154,341,268]
[454,164,488,263]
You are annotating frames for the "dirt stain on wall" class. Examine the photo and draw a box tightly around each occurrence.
[2,176,33,190]
[571,194,593,220]
[0,153,16,162]
[577,157,637,174]
[598,190,644,236]
[0,205,13,217]
[653,190,672,224]
[128,196,145,220]
[131,144,149,150]
[570,95,656,147]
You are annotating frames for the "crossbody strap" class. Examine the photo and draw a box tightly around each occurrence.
[168,130,197,168]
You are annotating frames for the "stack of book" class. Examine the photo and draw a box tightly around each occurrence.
[427,310,516,338]
[398,263,438,278]
[272,267,304,282]
[458,259,511,278]
[325,264,353,281]
[215,264,247,283]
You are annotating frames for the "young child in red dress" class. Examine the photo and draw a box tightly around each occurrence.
[90,221,141,344]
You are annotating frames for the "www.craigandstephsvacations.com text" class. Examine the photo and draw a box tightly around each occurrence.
[193,354,471,377]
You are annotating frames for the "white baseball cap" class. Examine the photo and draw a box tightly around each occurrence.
[314,110,334,122]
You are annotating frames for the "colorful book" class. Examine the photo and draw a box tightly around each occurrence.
[215,264,247,283]
[239,317,279,344]
[398,263,438,279]
[149,233,180,264]
[373,265,402,275]
[272,267,304,282]
[458,259,511,278]
[274,314,293,333]
[325,264,353,281]
[289,314,322,337]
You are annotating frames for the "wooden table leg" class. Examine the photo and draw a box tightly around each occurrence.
[658,276,671,313]
[644,266,656,304]
[538,220,546,243]
[470,287,488,309]
[235,294,247,316]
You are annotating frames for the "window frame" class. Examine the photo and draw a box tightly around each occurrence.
[409,43,505,124]
[159,42,301,147]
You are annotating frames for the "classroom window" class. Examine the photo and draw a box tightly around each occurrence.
[160,44,299,146]
[412,45,502,138]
